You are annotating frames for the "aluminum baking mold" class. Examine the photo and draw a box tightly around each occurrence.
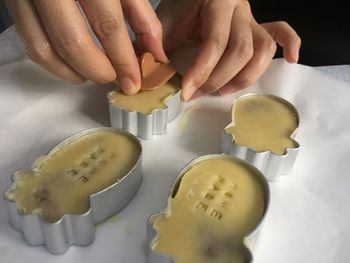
[146,154,270,263]
[221,93,300,182]
[3,127,143,254]
[108,75,182,140]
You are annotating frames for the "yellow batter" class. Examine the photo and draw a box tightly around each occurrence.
[152,157,265,263]
[5,130,140,223]
[108,75,180,114]
[226,95,298,155]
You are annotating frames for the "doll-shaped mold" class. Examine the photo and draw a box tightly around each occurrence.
[4,128,142,254]
[108,53,182,140]
[222,93,300,181]
[147,155,269,263]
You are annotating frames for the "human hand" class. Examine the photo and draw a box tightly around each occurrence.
[157,0,301,101]
[6,0,167,94]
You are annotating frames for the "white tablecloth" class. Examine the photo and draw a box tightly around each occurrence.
[1,26,350,263]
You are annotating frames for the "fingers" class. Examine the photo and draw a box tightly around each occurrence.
[262,21,301,63]
[121,0,167,63]
[157,0,202,52]
[6,0,85,84]
[79,0,141,94]
[218,21,276,95]
[33,0,116,84]
[201,2,254,95]
[181,0,235,101]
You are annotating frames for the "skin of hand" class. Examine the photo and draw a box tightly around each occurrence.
[7,0,300,101]
[156,0,301,101]
[6,0,168,95]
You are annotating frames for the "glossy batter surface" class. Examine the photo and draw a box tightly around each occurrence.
[226,95,298,155]
[153,157,265,263]
[109,76,180,114]
[5,131,140,223]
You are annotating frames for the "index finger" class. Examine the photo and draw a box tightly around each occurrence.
[33,0,117,84]
[262,21,301,63]
[79,0,141,94]
[181,0,235,101]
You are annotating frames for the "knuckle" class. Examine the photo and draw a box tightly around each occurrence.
[91,14,121,38]
[26,43,53,64]
[236,38,254,62]
[206,36,227,53]
[236,73,256,87]
[138,19,163,41]
[276,20,289,28]
[55,37,89,58]
[26,44,88,85]
[241,0,251,10]
[260,36,277,54]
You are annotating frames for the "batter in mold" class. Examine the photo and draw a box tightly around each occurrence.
[5,130,140,223]
[226,94,299,155]
[152,157,266,263]
[108,75,180,115]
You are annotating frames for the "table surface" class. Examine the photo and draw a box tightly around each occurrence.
[1,27,350,263]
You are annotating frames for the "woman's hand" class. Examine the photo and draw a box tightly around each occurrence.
[157,0,301,101]
[6,0,167,94]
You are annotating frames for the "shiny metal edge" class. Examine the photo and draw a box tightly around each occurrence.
[3,127,143,254]
[146,154,270,263]
[108,80,182,140]
[221,93,300,182]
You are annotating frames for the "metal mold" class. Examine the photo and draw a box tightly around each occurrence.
[146,154,270,263]
[108,75,182,140]
[3,127,143,254]
[221,93,300,181]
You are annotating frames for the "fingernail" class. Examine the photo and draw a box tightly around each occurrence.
[291,47,299,63]
[119,77,139,95]
[181,86,197,102]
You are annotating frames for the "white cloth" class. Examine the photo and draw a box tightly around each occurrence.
[1,26,350,263]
